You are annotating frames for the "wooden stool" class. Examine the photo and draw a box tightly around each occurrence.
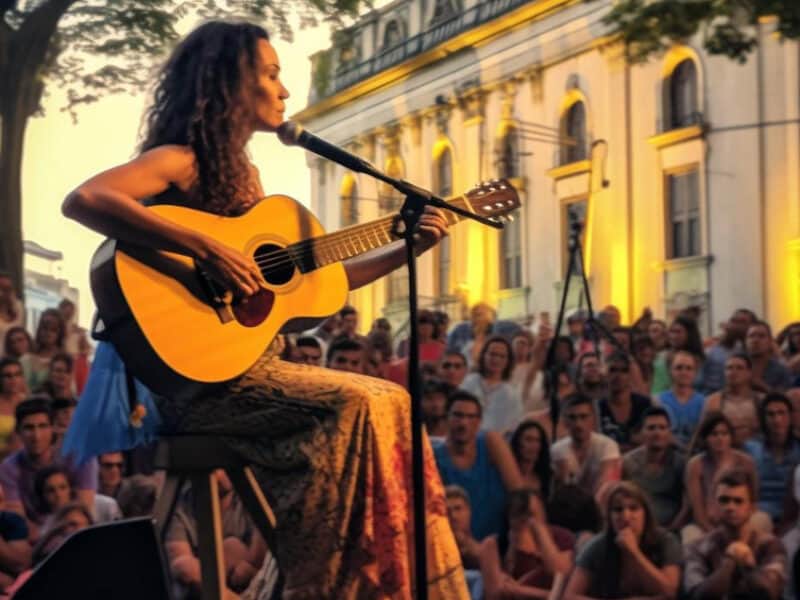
[152,435,280,600]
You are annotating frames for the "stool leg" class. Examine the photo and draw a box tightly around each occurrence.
[227,467,277,551]
[192,472,226,600]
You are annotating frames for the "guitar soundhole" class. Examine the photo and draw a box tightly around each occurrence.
[232,289,275,328]
[256,243,295,285]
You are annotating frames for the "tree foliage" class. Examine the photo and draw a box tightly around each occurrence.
[0,0,366,292]
[591,0,800,63]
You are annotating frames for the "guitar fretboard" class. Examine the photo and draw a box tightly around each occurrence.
[283,195,470,273]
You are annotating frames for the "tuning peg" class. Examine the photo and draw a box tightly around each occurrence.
[505,214,514,222]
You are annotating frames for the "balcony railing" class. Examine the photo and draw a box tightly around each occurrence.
[328,0,531,98]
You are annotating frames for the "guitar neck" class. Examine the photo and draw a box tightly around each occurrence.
[286,195,472,273]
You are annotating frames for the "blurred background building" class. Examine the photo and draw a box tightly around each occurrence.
[296,0,800,335]
[23,240,79,329]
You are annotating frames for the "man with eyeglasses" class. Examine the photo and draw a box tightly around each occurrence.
[437,351,468,388]
[97,452,127,499]
[684,469,786,599]
[433,390,522,540]
[598,352,652,452]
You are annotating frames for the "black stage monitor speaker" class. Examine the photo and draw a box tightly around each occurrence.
[15,517,171,600]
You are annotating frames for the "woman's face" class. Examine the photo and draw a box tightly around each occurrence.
[483,341,509,377]
[512,335,531,362]
[724,357,751,387]
[609,493,645,539]
[61,509,90,535]
[49,359,72,392]
[667,322,688,350]
[38,315,61,350]
[8,330,30,357]
[634,344,655,365]
[418,316,435,340]
[706,422,732,454]
[251,39,289,133]
[518,427,542,463]
[43,473,72,511]
[648,321,667,348]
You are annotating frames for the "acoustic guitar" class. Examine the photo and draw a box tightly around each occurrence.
[90,179,520,397]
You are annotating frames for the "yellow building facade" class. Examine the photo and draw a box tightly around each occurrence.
[296,0,800,334]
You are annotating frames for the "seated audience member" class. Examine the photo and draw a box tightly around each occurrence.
[445,484,481,570]
[396,309,445,364]
[0,483,29,592]
[116,474,159,518]
[699,309,756,394]
[683,412,767,545]
[293,336,323,367]
[0,398,97,538]
[632,335,656,395]
[19,309,65,393]
[325,338,365,374]
[479,488,574,600]
[166,470,265,598]
[421,378,451,443]
[684,469,786,599]
[598,352,652,452]
[97,452,127,499]
[782,464,800,600]
[703,353,763,446]
[447,302,496,366]
[509,328,549,413]
[509,420,551,498]
[744,392,800,526]
[575,352,607,406]
[622,407,687,530]
[2,328,32,363]
[33,465,120,527]
[563,481,682,600]
[35,353,74,401]
[551,394,621,501]
[365,330,393,379]
[50,398,77,443]
[746,320,793,392]
[656,350,706,448]
[0,359,24,458]
[460,336,523,433]
[0,275,23,353]
[527,363,576,443]
[437,351,468,389]
[434,390,522,540]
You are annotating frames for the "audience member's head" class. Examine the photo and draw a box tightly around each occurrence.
[370,317,391,336]
[437,351,467,387]
[469,302,495,333]
[553,336,576,365]
[600,305,622,329]
[606,351,632,396]
[445,390,482,445]
[421,378,451,428]
[689,411,734,456]
[98,452,126,496]
[366,330,392,363]
[444,485,472,537]
[0,357,25,396]
[15,397,54,460]
[604,481,660,549]
[667,350,698,389]
[3,326,32,360]
[116,474,159,518]
[745,320,774,358]
[567,310,587,338]
[713,469,756,531]
[724,308,757,345]
[759,392,793,448]
[34,308,66,353]
[577,352,604,387]
[647,319,668,352]
[667,315,704,359]
[723,352,752,390]
[432,311,449,341]
[57,298,77,325]
[45,353,74,398]
[511,330,535,364]
[34,464,73,514]
[326,338,364,374]
[632,335,656,367]
[417,309,438,342]
[0,273,16,311]
[640,407,672,451]
[31,501,93,565]
[338,305,358,337]
[509,420,551,498]
[546,484,601,534]
[51,397,77,435]
[562,393,595,444]
[476,336,514,381]
[611,326,633,354]
[294,336,323,366]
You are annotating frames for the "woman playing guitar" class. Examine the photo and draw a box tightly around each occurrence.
[61,21,468,600]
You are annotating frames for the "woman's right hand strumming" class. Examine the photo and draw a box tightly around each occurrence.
[195,235,268,298]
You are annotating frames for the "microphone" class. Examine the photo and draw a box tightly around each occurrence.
[277,121,379,176]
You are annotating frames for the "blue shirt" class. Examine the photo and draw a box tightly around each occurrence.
[434,431,507,540]
[658,390,705,447]
[744,438,800,520]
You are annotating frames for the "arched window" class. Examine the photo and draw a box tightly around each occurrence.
[561,101,587,165]
[340,177,358,227]
[383,20,402,49]
[433,148,453,298]
[431,0,457,24]
[667,59,698,130]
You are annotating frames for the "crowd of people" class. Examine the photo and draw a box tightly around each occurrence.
[3,266,800,599]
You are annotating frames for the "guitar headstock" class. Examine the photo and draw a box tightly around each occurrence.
[463,179,520,223]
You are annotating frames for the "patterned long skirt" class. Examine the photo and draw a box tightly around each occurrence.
[154,350,469,600]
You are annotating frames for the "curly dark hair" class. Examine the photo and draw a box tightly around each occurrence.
[140,21,269,215]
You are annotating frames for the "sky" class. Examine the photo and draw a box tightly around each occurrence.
[21,17,335,328]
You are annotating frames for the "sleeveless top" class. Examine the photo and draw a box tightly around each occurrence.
[433,431,508,540]
[658,390,705,447]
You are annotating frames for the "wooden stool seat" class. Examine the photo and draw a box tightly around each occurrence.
[152,435,279,600]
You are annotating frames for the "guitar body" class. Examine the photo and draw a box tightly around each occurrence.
[90,195,348,398]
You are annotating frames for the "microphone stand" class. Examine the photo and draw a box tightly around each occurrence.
[377,177,502,600]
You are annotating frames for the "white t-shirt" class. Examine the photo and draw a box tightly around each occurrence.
[551,432,620,493]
